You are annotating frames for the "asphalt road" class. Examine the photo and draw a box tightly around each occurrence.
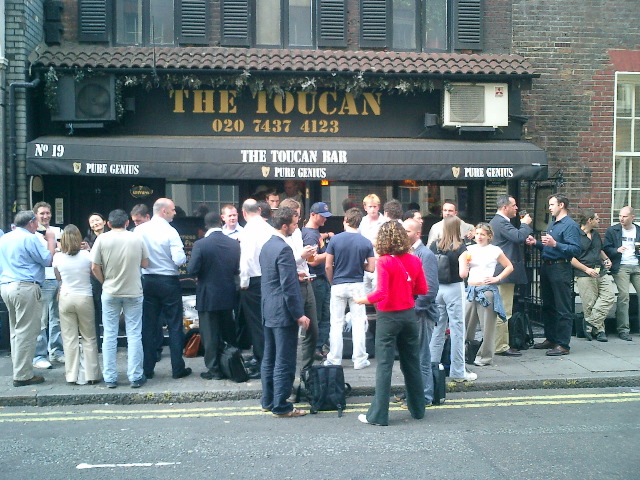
[1,387,639,480]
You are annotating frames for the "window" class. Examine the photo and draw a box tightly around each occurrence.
[221,0,346,48]
[361,0,481,52]
[166,182,240,216]
[613,74,640,215]
[115,0,175,45]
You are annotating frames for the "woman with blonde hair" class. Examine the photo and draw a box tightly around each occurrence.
[429,216,476,382]
[354,221,427,426]
[53,224,101,384]
[460,223,513,366]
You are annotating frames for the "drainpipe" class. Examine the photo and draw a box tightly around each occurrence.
[7,73,40,226]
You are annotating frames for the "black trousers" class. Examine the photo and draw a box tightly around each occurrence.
[142,275,186,376]
[199,310,235,372]
[240,277,264,364]
[540,262,574,349]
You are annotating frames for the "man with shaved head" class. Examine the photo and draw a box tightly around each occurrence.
[604,206,640,341]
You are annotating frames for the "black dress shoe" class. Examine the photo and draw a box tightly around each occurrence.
[13,376,45,387]
[200,370,224,380]
[144,371,154,379]
[619,332,633,341]
[498,348,522,357]
[546,345,570,356]
[534,339,556,349]
[172,367,192,379]
[248,370,261,380]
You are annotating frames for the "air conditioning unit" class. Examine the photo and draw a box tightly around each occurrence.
[51,75,116,122]
[442,83,509,128]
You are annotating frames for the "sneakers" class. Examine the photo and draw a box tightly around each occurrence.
[105,381,118,389]
[619,332,633,341]
[452,370,477,382]
[33,359,53,369]
[354,360,371,370]
[473,359,491,367]
[358,414,383,426]
[50,353,65,364]
[596,331,608,342]
[130,376,147,388]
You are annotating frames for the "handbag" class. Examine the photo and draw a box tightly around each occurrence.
[184,330,202,358]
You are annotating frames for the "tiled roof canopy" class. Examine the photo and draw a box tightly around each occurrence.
[32,45,536,77]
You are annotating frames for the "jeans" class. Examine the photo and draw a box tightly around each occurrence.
[326,282,368,367]
[366,308,424,426]
[312,276,331,349]
[431,282,466,379]
[142,275,186,377]
[261,324,298,415]
[101,294,144,383]
[34,278,63,362]
[612,265,640,334]
[540,262,574,349]
[417,306,437,404]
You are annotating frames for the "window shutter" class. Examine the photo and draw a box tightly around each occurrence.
[360,0,388,48]
[221,0,250,46]
[453,0,483,50]
[78,0,111,42]
[317,0,346,48]
[177,0,209,44]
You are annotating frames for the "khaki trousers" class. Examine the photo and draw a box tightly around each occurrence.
[1,282,42,381]
[59,291,101,382]
[465,290,498,365]
[494,283,514,353]
[575,275,616,333]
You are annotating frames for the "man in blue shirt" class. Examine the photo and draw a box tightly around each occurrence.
[526,194,581,356]
[0,211,55,386]
[324,208,375,369]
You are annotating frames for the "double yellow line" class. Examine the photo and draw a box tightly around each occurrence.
[1,391,638,423]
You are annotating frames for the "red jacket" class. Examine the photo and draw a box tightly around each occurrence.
[367,254,427,311]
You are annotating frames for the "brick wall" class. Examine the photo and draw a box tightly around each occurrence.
[5,0,43,213]
[513,0,640,226]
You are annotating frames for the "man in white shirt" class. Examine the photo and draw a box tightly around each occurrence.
[427,200,475,247]
[239,199,275,378]
[32,202,64,369]
[135,198,192,380]
[221,204,244,240]
[358,194,386,295]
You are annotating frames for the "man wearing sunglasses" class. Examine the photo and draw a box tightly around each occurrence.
[0,211,56,386]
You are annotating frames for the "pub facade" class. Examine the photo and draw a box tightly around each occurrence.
[9,0,548,232]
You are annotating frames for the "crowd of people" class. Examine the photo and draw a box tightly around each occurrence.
[0,190,637,424]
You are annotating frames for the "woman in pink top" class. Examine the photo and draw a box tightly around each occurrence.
[354,221,427,426]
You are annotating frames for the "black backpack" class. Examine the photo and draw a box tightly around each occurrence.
[508,312,534,350]
[435,250,452,284]
[297,365,351,417]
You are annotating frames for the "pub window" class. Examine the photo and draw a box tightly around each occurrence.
[221,0,346,48]
[612,73,640,218]
[361,0,481,52]
[115,0,175,45]
[166,182,240,216]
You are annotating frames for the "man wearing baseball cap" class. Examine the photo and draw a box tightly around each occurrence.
[302,202,334,359]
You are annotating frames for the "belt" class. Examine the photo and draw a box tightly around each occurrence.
[542,259,569,265]
[10,280,41,286]
[299,277,314,283]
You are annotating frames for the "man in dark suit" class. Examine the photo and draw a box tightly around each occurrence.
[259,207,311,418]
[187,212,241,380]
[603,205,640,341]
[490,194,533,356]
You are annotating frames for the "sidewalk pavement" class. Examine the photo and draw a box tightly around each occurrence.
[1,333,639,407]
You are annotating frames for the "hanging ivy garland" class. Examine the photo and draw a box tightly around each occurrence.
[43,66,440,120]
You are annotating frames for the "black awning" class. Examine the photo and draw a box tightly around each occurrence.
[27,136,547,181]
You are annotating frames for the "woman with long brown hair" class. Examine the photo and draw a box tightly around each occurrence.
[429,216,476,382]
[354,221,427,426]
[53,225,101,384]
